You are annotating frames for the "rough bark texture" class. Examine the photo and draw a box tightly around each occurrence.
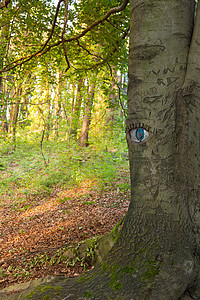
[3,0,200,299]
[125,0,200,298]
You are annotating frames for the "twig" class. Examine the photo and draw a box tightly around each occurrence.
[76,40,105,62]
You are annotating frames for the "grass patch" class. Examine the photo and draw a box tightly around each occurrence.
[0,138,129,206]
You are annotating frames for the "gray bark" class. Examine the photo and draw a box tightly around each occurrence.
[126,0,200,298]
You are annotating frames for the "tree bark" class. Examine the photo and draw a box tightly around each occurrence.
[54,69,62,137]
[69,77,84,138]
[0,10,9,134]
[0,75,8,133]
[67,81,76,138]
[106,69,118,128]
[9,87,20,150]
[4,0,200,299]
[125,0,200,298]
[80,82,95,147]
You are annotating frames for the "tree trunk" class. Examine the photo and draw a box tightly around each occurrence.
[0,75,8,134]
[67,82,76,138]
[70,77,84,138]
[9,87,20,150]
[41,82,51,140]
[54,69,62,137]
[0,17,9,134]
[5,1,200,299]
[80,82,95,147]
[106,69,118,128]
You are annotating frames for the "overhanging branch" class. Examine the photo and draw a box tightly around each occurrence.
[78,24,130,72]
[1,0,64,73]
[1,0,129,73]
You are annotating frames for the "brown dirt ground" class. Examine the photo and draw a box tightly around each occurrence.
[0,173,130,290]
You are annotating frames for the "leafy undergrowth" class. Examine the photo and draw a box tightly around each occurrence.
[0,141,130,290]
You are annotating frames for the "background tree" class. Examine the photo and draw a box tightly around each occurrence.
[80,79,95,147]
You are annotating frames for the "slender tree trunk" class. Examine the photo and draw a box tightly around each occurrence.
[10,89,20,151]
[0,17,9,134]
[70,77,84,138]
[0,76,8,134]
[80,82,95,147]
[41,82,51,140]
[2,90,8,133]
[46,96,51,140]
[54,69,62,137]
[106,69,118,128]
[68,82,76,138]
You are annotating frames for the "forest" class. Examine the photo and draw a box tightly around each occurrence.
[0,0,130,294]
[1,0,200,299]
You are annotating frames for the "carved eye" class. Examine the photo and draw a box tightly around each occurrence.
[130,128,149,144]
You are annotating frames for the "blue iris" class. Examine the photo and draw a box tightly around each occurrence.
[136,128,144,141]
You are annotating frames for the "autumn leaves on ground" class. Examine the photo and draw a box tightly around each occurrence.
[0,140,130,290]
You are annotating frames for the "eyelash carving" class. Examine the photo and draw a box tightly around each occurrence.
[126,123,152,144]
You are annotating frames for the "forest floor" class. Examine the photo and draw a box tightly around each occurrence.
[0,169,130,290]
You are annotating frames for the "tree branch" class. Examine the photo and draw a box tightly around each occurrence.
[0,0,11,9]
[1,0,64,73]
[78,24,130,72]
[1,0,129,73]
[63,0,129,43]
[76,40,106,62]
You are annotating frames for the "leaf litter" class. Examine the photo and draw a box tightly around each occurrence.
[0,170,130,290]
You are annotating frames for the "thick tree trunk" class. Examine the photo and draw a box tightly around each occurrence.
[124,0,200,298]
[4,0,200,299]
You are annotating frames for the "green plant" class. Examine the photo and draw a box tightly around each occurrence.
[0,268,6,279]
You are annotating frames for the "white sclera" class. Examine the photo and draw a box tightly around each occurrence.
[130,128,149,144]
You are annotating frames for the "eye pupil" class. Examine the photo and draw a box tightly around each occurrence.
[129,127,150,144]
[136,128,144,141]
